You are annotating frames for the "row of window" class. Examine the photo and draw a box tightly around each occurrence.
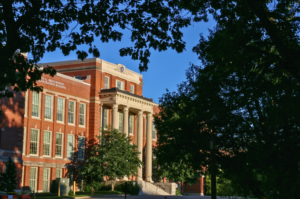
[23,128,85,159]
[29,92,86,126]
[104,76,135,94]
[28,167,63,192]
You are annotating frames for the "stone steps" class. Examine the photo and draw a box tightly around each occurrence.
[138,181,171,195]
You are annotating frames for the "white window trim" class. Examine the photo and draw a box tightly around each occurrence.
[24,91,28,117]
[116,80,125,90]
[130,85,135,94]
[31,92,41,119]
[79,103,86,127]
[44,94,54,121]
[57,97,65,124]
[68,100,76,125]
[67,134,75,159]
[22,127,26,155]
[29,128,40,156]
[21,166,24,189]
[43,131,52,157]
[43,168,50,192]
[29,167,38,192]
[55,132,64,158]
[104,76,110,89]
[152,122,157,141]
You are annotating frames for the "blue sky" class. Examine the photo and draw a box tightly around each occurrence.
[34,18,216,104]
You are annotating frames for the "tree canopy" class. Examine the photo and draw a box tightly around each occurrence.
[0,157,18,192]
[80,129,142,191]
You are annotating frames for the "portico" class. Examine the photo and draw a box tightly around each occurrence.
[98,88,157,182]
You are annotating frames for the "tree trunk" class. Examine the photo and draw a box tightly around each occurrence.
[111,183,114,191]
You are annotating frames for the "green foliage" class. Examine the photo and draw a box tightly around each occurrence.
[175,189,181,196]
[205,169,237,197]
[83,181,103,192]
[114,182,140,195]
[0,157,17,192]
[80,129,142,191]
[68,190,74,196]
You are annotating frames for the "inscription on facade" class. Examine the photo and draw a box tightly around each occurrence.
[39,77,66,89]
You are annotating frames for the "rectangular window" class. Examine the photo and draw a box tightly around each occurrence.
[105,76,109,89]
[29,167,37,192]
[129,115,133,135]
[153,122,157,140]
[116,80,124,90]
[43,131,51,156]
[78,137,85,160]
[103,108,108,128]
[56,169,62,178]
[55,133,63,157]
[43,168,50,192]
[79,103,85,126]
[130,85,135,94]
[24,91,28,117]
[30,129,39,155]
[67,135,74,159]
[32,92,40,117]
[57,98,64,122]
[119,112,123,132]
[68,101,75,124]
[23,127,26,155]
[44,95,52,120]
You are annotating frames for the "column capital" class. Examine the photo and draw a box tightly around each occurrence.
[112,104,118,109]
[123,106,129,112]
[146,112,153,118]
[138,110,143,116]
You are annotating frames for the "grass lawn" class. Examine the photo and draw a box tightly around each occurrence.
[31,191,125,199]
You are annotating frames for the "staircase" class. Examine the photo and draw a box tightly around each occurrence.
[138,181,171,195]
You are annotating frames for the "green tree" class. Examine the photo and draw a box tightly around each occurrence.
[0,157,18,192]
[80,129,142,191]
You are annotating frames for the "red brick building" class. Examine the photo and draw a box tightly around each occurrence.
[0,58,160,192]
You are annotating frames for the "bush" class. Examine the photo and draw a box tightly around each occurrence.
[83,181,102,192]
[176,189,181,196]
[114,181,140,195]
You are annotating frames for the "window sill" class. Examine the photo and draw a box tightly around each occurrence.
[79,125,86,128]
[44,119,53,123]
[55,156,63,159]
[68,123,75,126]
[56,121,64,124]
[31,117,41,120]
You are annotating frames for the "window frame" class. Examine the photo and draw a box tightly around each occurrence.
[119,112,123,132]
[67,134,75,160]
[130,85,135,94]
[44,94,53,121]
[129,115,134,135]
[152,122,157,140]
[56,168,62,178]
[43,131,52,157]
[24,91,28,117]
[79,103,86,127]
[68,100,76,125]
[103,108,108,129]
[78,136,85,160]
[104,76,110,89]
[55,132,64,158]
[22,127,26,155]
[31,92,41,118]
[29,129,39,156]
[57,97,65,123]
[43,168,50,192]
[29,167,38,192]
[116,80,125,90]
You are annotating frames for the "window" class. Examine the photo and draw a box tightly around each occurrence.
[116,80,124,90]
[22,127,26,155]
[78,137,85,160]
[30,129,39,155]
[32,92,40,117]
[119,112,123,132]
[130,85,135,94]
[105,76,110,89]
[44,95,52,120]
[79,103,85,126]
[103,108,108,128]
[43,168,50,192]
[56,169,62,178]
[57,98,64,122]
[68,101,75,124]
[29,167,37,192]
[153,122,157,140]
[43,131,51,156]
[67,135,74,159]
[24,91,28,117]
[74,75,82,80]
[129,115,133,135]
[55,133,63,157]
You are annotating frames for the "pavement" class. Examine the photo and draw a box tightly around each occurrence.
[79,195,243,199]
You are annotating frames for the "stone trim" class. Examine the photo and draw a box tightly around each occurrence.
[42,88,90,103]
[22,161,66,168]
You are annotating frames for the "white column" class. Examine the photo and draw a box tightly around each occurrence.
[146,113,153,182]
[112,104,119,130]
[137,110,143,181]
[123,106,129,137]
